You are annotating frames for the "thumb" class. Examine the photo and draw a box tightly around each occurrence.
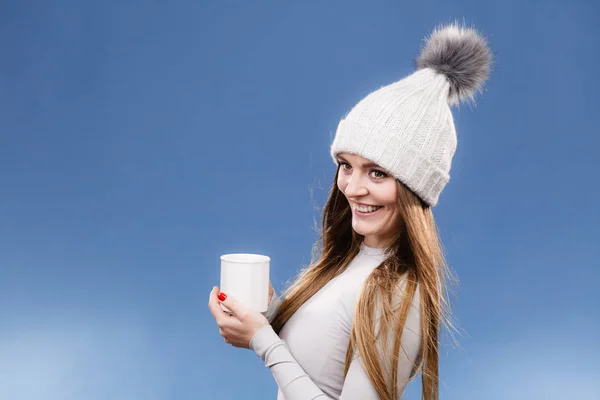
[218,290,245,315]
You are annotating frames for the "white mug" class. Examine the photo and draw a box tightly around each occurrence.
[220,253,270,313]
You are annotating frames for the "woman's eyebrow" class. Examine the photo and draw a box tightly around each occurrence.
[337,157,381,169]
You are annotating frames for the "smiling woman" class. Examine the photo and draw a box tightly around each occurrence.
[209,21,492,400]
[336,153,400,248]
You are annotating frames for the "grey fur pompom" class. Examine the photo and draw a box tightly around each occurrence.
[416,22,492,106]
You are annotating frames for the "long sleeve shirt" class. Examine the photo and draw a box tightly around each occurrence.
[252,242,422,399]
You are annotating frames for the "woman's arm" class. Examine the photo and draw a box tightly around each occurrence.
[250,325,335,400]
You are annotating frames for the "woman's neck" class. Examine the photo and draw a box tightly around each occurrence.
[362,235,392,249]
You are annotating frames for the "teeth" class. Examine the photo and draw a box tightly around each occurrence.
[353,204,381,213]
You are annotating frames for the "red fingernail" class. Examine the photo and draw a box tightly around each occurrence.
[218,293,227,301]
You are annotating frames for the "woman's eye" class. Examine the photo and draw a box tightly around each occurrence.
[370,170,387,179]
[339,162,351,170]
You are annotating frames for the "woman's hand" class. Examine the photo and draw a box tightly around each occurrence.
[208,286,270,349]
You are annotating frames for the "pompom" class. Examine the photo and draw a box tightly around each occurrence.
[416,22,492,106]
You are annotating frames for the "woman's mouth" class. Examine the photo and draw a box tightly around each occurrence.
[352,203,383,216]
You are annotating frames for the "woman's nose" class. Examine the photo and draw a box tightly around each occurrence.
[344,174,368,197]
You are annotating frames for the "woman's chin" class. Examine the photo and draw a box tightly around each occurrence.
[352,222,378,238]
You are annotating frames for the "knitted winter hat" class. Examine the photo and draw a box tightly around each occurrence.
[330,22,492,206]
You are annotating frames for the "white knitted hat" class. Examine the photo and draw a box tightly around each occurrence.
[330,23,492,206]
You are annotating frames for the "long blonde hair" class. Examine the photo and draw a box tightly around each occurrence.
[270,167,455,400]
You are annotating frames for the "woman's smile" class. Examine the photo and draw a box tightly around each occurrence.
[351,202,384,216]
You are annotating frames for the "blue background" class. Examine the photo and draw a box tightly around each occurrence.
[1,1,598,399]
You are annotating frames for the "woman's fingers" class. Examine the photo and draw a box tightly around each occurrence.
[208,287,229,327]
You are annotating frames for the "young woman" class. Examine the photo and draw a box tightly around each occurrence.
[209,22,492,400]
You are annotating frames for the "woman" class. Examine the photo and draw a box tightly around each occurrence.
[209,22,492,400]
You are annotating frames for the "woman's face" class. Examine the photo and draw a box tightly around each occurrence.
[336,153,400,248]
